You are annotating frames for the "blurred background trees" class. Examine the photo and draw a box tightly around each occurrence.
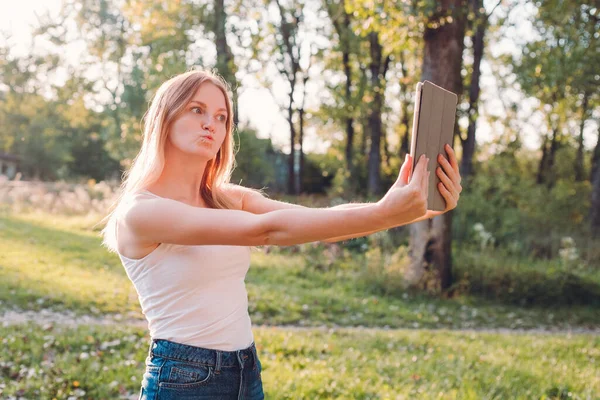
[1,0,598,295]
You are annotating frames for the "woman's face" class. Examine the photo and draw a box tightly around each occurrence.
[168,82,229,159]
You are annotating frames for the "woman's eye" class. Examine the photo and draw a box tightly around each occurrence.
[218,115,227,122]
[192,107,203,114]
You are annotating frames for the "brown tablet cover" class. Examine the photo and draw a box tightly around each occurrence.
[408,81,458,212]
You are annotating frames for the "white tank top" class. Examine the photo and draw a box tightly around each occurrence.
[116,190,254,351]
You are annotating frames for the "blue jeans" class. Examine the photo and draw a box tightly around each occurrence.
[138,339,264,400]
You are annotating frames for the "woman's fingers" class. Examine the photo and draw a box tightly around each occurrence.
[441,145,463,188]
[438,182,457,209]
[436,167,459,199]
[438,154,462,194]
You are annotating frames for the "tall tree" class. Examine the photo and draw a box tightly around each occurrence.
[460,0,505,180]
[592,123,600,238]
[365,30,391,195]
[324,0,358,181]
[513,1,599,188]
[407,0,467,292]
[214,0,240,126]
[260,0,316,195]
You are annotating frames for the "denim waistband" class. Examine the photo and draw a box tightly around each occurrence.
[149,338,258,371]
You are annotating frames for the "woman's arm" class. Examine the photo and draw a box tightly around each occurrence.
[322,206,442,243]
[231,144,462,244]
[123,192,424,247]
[124,156,431,248]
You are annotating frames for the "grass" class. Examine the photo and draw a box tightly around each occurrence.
[1,210,599,399]
[1,323,598,399]
[0,211,141,316]
[0,210,599,330]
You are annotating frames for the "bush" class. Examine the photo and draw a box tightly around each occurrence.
[452,245,600,306]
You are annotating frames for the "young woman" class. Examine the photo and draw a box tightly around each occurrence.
[101,69,462,399]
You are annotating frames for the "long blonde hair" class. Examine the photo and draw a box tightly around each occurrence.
[101,69,251,253]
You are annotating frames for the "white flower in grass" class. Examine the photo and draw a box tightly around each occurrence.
[472,222,495,250]
[559,236,579,263]
[100,339,121,349]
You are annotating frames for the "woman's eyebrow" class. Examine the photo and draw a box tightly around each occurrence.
[189,100,227,114]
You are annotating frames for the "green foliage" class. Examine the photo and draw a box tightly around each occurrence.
[68,135,122,181]
[302,152,336,194]
[231,127,281,190]
[453,244,600,307]
[453,138,592,260]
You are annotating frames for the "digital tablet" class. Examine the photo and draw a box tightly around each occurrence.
[408,80,458,212]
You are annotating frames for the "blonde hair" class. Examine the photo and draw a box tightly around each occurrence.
[100,69,255,253]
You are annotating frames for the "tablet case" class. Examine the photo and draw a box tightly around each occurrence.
[408,80,458,212]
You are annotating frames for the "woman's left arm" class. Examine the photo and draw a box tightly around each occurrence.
[323,145,462,242]
[227,144,462,244]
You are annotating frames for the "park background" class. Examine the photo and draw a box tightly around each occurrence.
[0,0,599,398]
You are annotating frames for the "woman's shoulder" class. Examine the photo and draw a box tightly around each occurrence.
[221,183,266,211]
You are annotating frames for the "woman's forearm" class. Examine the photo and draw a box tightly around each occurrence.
[259,202,390,246]
[323,208,439,243]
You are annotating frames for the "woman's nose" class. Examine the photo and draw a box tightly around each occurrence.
[202,116,215,132]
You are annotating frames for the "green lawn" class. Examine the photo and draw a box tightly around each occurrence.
[1,323,598,399]
[1,210,599,399]
[1,211,598,330]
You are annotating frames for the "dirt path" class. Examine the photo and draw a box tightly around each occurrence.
[2,309,599,336]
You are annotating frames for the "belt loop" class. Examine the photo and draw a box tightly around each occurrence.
[251,343,258,370]
[215,350,222,374]
[147,339,154,358]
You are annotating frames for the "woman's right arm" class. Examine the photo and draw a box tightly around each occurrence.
[124,155,430,247]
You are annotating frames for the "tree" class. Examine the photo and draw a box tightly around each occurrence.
[213,0,240,125]
[407,0,467,292]
[324,0,359,182]
[459,0,506,180]
[591,123,600,238]
[256,0,317,195]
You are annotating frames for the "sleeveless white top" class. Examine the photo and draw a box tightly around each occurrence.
[116,190,254,351]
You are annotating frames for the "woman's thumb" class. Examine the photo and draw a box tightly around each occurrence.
[398,154,411,186]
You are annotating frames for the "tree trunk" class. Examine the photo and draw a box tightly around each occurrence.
[575,90,589,182]
[330,0,356,179]
[400,100,410,157]
[546,125,559,189]
[298,107,305,194]
[214,0,238,126]
[461,0,486,180]
[537,133,549,185]
[359,65,369,160]
[591,125,600,238]
[382,129,392,169]
[537,92,560,187]
[399,51,410,158]
[343,41,355,178]
[591,158,600,238]
[367,31,389,195]
[592,123,600,185]
[407,0,466,293]
[287,102,296,195]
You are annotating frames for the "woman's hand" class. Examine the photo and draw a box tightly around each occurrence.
[418,144,463,218]
[377,153,430,224]
[433,144,463,214]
